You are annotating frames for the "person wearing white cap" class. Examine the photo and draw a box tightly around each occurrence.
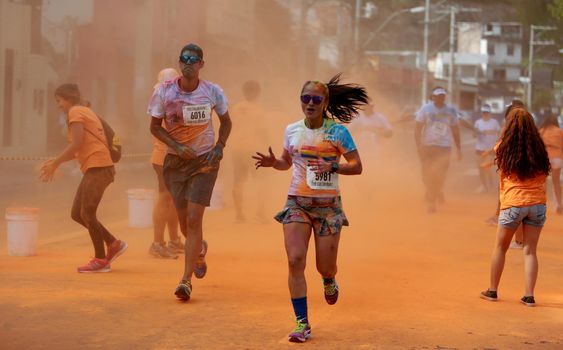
[473,104,501,193]
[414,86,462,213]
[148,68,182,259]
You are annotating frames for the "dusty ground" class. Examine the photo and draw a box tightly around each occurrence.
[1,128,562,350]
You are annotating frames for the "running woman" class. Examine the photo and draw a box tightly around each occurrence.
[414,87,462,213]
[473,104,500,193]
[148,44,231,301]
[539,112,563,214]
[40,83,128,273]
[253,74,368,343]
[480,107,550,307]
[149,68,182,259]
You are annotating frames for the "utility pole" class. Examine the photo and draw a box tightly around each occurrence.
[421,0,430,106]
[447,6,455,102]
[354,0,361,63]
[527,25,556,108]
[436,6,480,104]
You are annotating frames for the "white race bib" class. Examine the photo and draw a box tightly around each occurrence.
[182,104,212,126]
[306,166,339,190]
[431,122,448,137]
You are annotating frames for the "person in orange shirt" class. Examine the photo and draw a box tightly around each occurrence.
[480,107,550,307]
[539,112,563,214]
[40,84,128,273]
[149,68,182,259]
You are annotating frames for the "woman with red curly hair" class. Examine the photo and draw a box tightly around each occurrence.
[480,107,550,307]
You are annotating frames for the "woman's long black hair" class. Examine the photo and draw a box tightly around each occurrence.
[496,107,550,180]
[303,73,369,123]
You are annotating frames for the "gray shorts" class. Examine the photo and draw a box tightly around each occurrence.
[498,204,547,229]
[163,153,219,209]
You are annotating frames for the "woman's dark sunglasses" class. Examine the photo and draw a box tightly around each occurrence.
[179,54,201,65]
[300,94,324,105]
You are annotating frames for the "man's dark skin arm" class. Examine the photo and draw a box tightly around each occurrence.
[150,116,196,160]
[206,111,232,163]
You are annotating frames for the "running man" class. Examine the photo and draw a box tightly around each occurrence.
[414,87,462,213]
[253,74,368,343]
[147,43,232,301]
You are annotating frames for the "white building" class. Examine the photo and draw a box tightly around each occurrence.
[0,1,57,156]
[433,22,523,113]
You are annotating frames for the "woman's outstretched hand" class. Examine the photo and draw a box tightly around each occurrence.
[253,147,276,169]
[39,159,57,182]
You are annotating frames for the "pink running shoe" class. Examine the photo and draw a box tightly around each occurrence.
[106,240,128,264]
[288,319,311,343]
[194,240,208,279]
[77,258,111,273]
[323,279,339,305]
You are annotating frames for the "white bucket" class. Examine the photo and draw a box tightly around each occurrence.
[126,189,154,228]
[5,207,39,256]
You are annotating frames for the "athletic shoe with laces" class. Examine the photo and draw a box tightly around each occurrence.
[106,239,128,264]
[521,295,536,307]
[167,239,184,254]
[509,240,524,250]
[194,240,208,279]
[149,242,178,259]
[174,280,192,301]
[480,289,498,301]
[323,279,339,305]
[288,319,311,343]
[77,258,111,273]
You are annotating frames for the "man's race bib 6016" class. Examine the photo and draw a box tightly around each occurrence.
[182,104,212,126]
[306,166,339,190]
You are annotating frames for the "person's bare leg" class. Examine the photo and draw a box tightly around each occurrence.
[284,223,313,298]
[489,225,518,291]
[180,202,206,282]
[522,224,542,296]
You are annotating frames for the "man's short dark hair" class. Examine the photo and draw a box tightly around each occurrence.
[180,43,203,59]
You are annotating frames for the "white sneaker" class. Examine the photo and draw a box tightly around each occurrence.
[509,241,523,250]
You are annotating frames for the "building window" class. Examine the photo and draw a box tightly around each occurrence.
[486,24,493,32]
[493,69,506,81]
[507,44,514,56]
[487,42,495,55]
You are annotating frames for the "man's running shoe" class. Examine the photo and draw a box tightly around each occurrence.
[194,240,208,279]
[167,239,184,254]
[323,279,339,305]
[174,281,192,301]
[77,258,111,273]
[288,319,311,343]
[149,242,178,259]
[509,241,524,250]
[480,289,498,301]
[106,239,128,264]
[521,295,536,307]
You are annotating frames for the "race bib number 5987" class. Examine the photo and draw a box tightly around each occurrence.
[182,104,212,126]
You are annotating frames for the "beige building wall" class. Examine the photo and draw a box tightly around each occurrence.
[0,1,55,156]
